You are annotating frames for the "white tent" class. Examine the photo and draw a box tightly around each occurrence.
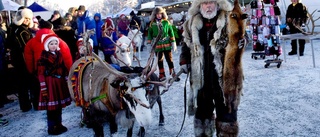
[32,11,52,20]
[113,7,136,18]
[1,0,20,11]
[1,0,21,24]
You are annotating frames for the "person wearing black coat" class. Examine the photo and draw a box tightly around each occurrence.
[6,8,34,112]
[54,18,77,61]
[129,10,141,30]
[286,0,308,56]
[49,10,63,30]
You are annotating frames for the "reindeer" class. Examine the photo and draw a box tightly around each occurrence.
[68,55,152,137]
[114,34,166,127]
[67,26,169,137]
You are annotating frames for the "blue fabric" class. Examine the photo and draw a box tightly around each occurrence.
[27,2,48,12]
[77,10,98,47]
[118,29,129,36]
[110,64,121,70]
[101,32,118,55]
[94,13,104,45]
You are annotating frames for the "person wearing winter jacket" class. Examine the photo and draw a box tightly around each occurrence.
[48,10,63,30]
[179,0,246,136]
[37,34,72,135]
[129,11,141,30]
[94,13,104,53]
[6,8,34,112]
[147,7,179,81]
[76,5,98,54]
[286,0,308,56]
[117,14,130,36]
[24,21,73,110]
[54,18,78,61]
[101,18,118,64]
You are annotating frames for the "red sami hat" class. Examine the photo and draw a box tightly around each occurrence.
[102,18,114,31]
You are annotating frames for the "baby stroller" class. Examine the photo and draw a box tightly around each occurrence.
[264,35,283,68]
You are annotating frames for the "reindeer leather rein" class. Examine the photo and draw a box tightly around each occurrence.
[176,72,189,137]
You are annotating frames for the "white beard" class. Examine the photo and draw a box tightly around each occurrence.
[200,7,217,19]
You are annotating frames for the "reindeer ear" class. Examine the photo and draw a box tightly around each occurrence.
[241,14,248,20]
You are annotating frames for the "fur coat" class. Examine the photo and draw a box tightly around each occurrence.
[181,0,232,109]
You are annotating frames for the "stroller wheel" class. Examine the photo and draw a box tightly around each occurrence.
[277,63,281,68]
[264,63,270,68]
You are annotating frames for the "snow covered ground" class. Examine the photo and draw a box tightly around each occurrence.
[1,39,320,137]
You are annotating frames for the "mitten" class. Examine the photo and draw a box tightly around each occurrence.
[172,42,177,52]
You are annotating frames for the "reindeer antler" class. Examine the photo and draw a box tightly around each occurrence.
[128,24,142,49]
[140,23,163,82]
[92,52,128,79]
[292,9,320,35]
[80,29,95,56]
[103,34,133,69]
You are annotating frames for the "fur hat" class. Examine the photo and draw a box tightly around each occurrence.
[14,8,34,28]
[188,0,233,17]
[68,7,78,14]
[41,34,60,51]
[103,18,114,31]
[78,5,85,12]
[150,6,168,21]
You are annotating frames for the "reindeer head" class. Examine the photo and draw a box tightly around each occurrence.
[128,29,143,48]
[110,75,152,127]
[115,36,133,67]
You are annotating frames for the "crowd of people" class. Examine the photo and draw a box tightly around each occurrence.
[0,0,308,136]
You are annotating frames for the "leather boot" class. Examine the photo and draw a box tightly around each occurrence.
[159,68,166,81]
[289,40,297,55]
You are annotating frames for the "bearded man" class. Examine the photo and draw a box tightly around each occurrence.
[180,0,242,136]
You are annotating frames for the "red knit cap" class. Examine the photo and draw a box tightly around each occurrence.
[41,34,60,51]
